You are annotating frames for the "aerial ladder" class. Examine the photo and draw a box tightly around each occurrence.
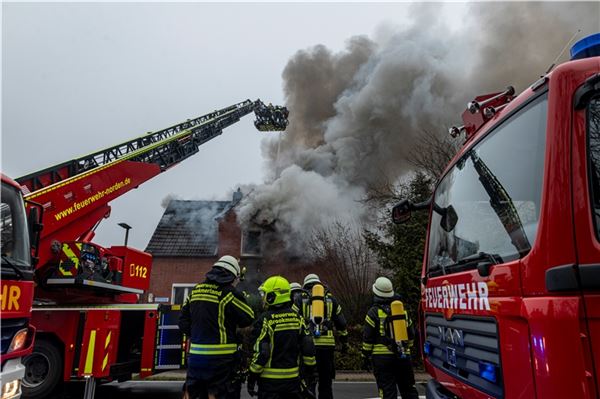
[14,99,288,399]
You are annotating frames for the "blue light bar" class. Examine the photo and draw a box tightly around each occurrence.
[571,33,600,60]
[423,341,431,356]
[478,361,497,383]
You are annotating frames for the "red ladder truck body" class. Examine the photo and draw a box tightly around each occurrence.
[13,100,287,399]
[1,173,40,399]
[393,34,600,398]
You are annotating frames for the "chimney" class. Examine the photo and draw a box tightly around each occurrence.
[232,188,243,204]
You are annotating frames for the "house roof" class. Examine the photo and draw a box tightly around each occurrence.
[145,200,231,257]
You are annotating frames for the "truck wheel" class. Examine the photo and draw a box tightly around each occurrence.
[22,339,63,399]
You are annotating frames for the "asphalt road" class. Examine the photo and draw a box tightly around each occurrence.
[60,381,427,399]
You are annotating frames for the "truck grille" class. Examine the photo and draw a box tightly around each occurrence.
[1,317,28,354]
[425,313,503,398]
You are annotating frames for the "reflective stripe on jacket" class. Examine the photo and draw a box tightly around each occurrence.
[178,281,254,356]
[361,303,413,357]
[249,306,316,380]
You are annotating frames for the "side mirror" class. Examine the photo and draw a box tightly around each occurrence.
[440,205,458,233]
[392,200,412,224]
[392,197,432,224]
[26,201,44,266]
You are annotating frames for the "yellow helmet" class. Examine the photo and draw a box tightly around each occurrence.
[259,276,291,306]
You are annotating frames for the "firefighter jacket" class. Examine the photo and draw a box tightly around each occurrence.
[361,297,414,358]
[293,289,348,347]
[249,304,316,388]
[178,268,255,358]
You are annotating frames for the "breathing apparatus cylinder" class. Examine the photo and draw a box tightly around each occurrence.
[311,284,325,336]
[390,300,408,355]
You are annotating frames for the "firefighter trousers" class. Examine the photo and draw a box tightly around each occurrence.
[372,355,419,399]
[312,347,335,399]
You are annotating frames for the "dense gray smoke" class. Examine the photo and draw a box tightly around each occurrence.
[237,2,599,251]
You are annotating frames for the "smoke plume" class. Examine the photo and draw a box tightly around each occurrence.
[237,2,600,251]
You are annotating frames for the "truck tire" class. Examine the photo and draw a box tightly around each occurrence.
[22,338,63,399]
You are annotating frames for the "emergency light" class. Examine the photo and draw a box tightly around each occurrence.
[478,361,498,383]
[423,341,431,356]
[571,33,600,60]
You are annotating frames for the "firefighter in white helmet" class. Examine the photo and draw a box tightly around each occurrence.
[179,255,255,399]
[290,282,303,304]
[361,277,418,399]
[293,274,348,399]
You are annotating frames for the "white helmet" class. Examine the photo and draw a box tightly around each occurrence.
[303,273,321,287]
[372,277,394,298]
[213,255,241,277]
[290,282,302,291]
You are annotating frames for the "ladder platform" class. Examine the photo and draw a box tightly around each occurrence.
[45,278,144,294]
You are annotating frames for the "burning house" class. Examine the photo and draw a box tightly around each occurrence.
[145,189,317,304]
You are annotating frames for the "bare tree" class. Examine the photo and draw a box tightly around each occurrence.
[308,222,377,324]
[407,130,460,180]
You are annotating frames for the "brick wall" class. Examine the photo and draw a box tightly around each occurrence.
[217,210,241,257]
[147,257,216,299]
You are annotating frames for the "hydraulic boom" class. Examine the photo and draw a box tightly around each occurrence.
[16,99,287,302]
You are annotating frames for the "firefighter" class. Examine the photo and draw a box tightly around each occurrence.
[294,274,348,399]
[361,277,418,399]
[179,255,255,399]
[247,275,316,399]
[290,282,303,304]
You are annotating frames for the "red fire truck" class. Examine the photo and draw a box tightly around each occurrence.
[393,33,600,398]
[1,174,41,399]
[10,100,287,399]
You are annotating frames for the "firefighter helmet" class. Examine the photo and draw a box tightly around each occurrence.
[290,282,301,291]
[303,273,321,288]
[260,276,291,306]
[372,277,394,298]
[213,255,241,277]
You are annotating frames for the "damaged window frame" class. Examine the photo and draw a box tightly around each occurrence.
[241,229,263,257]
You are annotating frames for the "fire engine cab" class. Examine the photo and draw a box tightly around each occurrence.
[393,33,600,398]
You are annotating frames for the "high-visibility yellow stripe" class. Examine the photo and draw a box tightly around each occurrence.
[102,353,109,371]
[190,294,220,304]
[303,356,316,366]
[365,312,376,327]
[261,366,299,379]
[372,344,394,355]
[218,293,234,344]
[84,330,97,374]
[105,331,111,349]
[189,343,237,355]
[362,342,374,351]
[250,363,264,373]
[231,297,254,318]
[274,322,300,332]
[60,243,79,276]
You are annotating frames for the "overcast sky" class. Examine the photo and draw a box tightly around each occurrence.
[1,2,465,249]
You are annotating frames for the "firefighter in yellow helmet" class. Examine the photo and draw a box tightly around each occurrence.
[247,276,316,399]
[293,274,348,399]
[361,277,418,399]
[179,256,255,399]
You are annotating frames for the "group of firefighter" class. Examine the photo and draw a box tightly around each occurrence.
[253,103,289,131]
[178,255,419,399]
